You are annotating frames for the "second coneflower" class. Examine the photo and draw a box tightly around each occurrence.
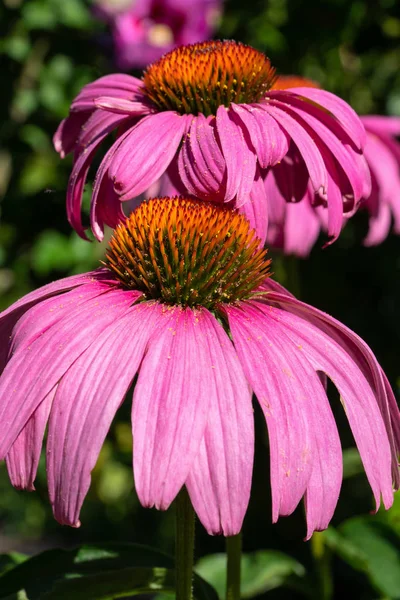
[0,197,398,538]
[54,40,370,244]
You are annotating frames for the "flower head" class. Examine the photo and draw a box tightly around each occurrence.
[1,197,398,538]
[54,41,370,244]
[266,113,400,256]
[94,0,222,70]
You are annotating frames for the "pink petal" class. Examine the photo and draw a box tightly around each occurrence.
[95,96,152,115]
[110,112,189,201]
[269,97,367,201]
[0,287,135,459]
[239,168,269,244]
[216,106,257,205]
[262,104,328,196]
[6,389,55,491]
[231,104,289,167]
[185,310,254,536]
[275,88,367,149]
[178,115,225,200]
[364,202,392,247]
[9,282,109,354]
[132,307,213,510]
[66,111,128,239]
[90,127,134,241]
[47,301,160,526]
[264,294,395,509]
[71,74,144,112]
[225,303,313,522]
[361,116,400,137]
[0,270,99,336]
[53,112,89,158]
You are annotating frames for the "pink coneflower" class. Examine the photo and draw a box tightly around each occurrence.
[54,41,370,243]
[0,197,398,538]
[94,0,222,70]
[267,115,400,256]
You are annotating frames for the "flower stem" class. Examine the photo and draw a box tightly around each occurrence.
[226,533,242,600]
[175,487,196,600]
[311,532,333,600]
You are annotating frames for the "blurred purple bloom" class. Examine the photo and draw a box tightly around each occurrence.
[95,0,222,69]
[267,115,400,256]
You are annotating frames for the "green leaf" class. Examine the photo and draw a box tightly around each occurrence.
[41,566,176,600]
[0,554,28,578]
[196,550,305,599]
[322,527,369,571]
[0,543,218,600]
[339,517,400,598]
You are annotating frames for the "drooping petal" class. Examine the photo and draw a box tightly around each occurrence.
[9,282,110,355]
[0,288,135,459]
[239,168,269,244]
[262,295,395,509]
[6,389,55,491]
[0,272,102,372]
[216,106,256,205]
[53,112,89,158]
[185,310,254,536]
[178,114,225,200]
[66,111,128,238]
[269,97,367,202]
[95,96,152,115]
[225,303,313,522]
[47,301,159,527]
[262,104,328,196]
[110,112,189,201]
[361,116,400,137]
[231,104,289,168]
[275,87,367,149]
[71,74,144,112]
[246,302,342,538]
[90,127,134,241]
[132,307,213,511]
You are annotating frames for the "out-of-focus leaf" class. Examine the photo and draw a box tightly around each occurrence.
[0,554,28,578]
[339,517,400,598]
[196,550,305,599]
[42,566,176,599]
[322,527,368,571]
[0,543,218,600]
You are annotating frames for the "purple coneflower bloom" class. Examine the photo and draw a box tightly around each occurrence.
[94,0,222,70]
[266,114,400,256]
[0,197,398,538]
[54,41,370,244]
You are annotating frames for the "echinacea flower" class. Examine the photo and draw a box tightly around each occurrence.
[54,40,370,244]
[94,0,222,70]
[267,114,400,256]
[1,197,399,538]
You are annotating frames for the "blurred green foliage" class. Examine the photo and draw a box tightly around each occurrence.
[0,0,400,598]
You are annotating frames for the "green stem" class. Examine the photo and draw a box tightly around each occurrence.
[311,532,333,600]
[226,533,242,600]
[175,487,196,600]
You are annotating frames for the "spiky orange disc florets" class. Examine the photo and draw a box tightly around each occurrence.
[106,197,271,308]
[143,40,277,116]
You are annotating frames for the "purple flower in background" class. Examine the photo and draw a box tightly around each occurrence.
[0,197,399,538]
[54,41,370,243]
[94,0,222,69]
[266,114,400,256]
